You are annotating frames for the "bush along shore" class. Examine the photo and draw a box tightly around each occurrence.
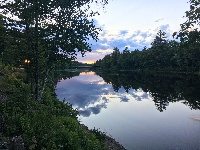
[0,65,126,150]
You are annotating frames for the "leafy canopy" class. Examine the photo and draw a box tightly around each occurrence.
[0,0,108,59]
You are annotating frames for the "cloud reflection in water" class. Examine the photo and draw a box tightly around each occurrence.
[56,72,152,117]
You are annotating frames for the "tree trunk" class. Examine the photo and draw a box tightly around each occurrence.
[38,68,49,101]
[34,0,39,100]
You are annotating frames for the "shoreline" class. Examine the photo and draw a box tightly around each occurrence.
[81,124,126,150]
[104,135,126,150]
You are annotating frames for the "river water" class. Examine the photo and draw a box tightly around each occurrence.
[56,71,200,150]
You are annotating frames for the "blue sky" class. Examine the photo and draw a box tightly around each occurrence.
[77,0,190,64]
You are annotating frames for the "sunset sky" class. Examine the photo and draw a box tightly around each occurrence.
[76,0,190,64]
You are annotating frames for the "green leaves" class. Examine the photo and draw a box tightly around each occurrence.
[177,0,200,41]
[0,0,109,100]
[0,65,106,149]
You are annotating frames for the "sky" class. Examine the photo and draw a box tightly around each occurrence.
[76,0,190,64]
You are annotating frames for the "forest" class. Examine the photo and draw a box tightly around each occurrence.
[94,29,200,73]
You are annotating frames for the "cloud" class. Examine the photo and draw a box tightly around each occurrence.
[157,24,170,32]
[96,49,113,54]
[77,48,114,63]
[78,102,107,117]
[56,74,111,117]
[120,96,129,102]
[119,30,129,36]
[76,18,174,63]
[155,18,164,23]
[92,18,100,26]
[56,80,100,108]
[109,39,129,49]
[79,109,91,117]
[90,39,110,50]
[100,30,108,37]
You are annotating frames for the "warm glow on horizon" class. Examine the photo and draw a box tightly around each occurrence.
[77,49,114,64]
[79,60,96,64]
[96,49,113,54]
[97,81,106,85]
[80,72,95,75]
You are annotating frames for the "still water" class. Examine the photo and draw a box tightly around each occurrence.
[56,71,200,150]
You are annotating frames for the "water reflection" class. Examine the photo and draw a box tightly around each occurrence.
[56,71,110,117]
[56,71,200,117]
[56,71,200,150]
[96,72,200,112]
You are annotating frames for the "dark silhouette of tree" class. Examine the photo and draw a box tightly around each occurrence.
[151,30,167,49]
[95,71,200,112]
[0,0,109,100]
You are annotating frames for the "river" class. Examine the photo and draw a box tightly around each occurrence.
[55,71,200,150]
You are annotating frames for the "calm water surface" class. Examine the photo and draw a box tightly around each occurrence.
[56,71,200,150]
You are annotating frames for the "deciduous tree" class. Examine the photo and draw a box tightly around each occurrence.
[0,0,108,100]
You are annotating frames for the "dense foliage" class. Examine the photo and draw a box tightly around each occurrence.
[0,65,106,149]
[0,0,109,149]
[0,0,108,100]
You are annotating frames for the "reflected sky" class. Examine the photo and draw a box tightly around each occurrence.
[56,72,200,150]
[56,71,153,117]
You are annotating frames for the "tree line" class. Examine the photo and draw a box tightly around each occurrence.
[95,29,200,73]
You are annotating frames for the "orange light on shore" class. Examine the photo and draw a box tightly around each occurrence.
[24,59,30,64]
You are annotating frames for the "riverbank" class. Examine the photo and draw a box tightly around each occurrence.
[0,65,126,150]
[104,136,126,150]
[93,68,200,76]
[0,126,126,150]
[81,124,126,150]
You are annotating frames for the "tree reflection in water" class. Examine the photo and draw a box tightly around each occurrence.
[56,70,200,114]
[95,71,200,112]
